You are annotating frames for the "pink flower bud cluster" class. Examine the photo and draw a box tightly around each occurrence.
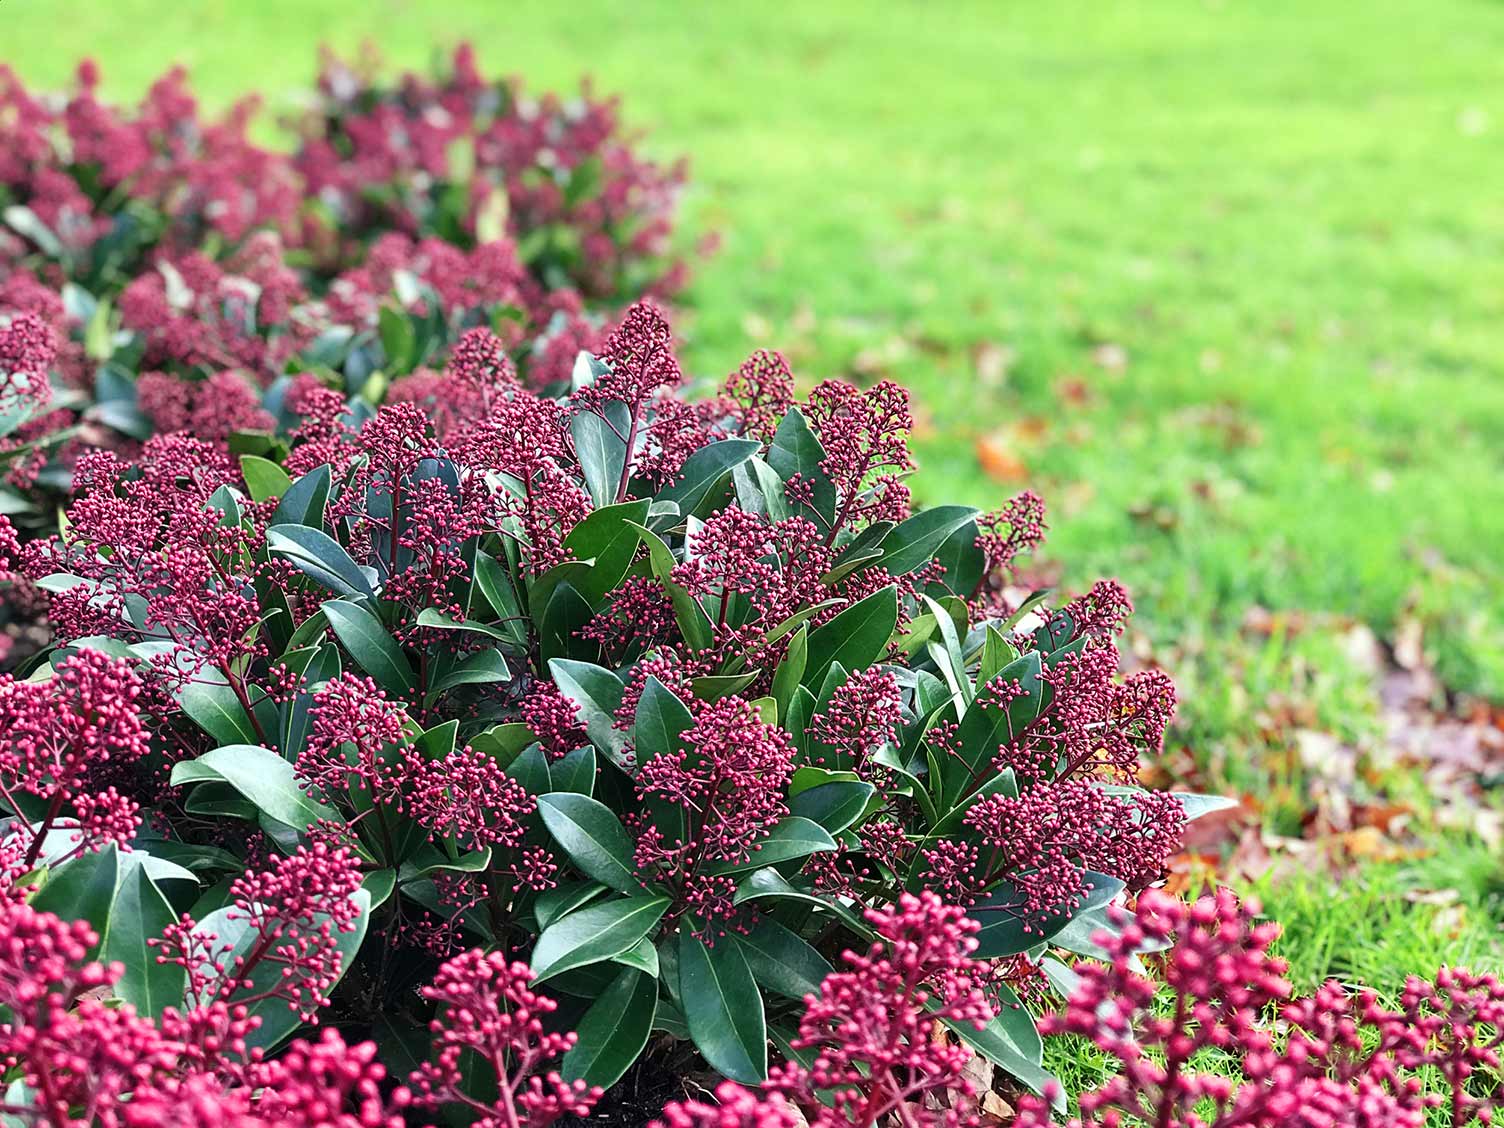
[804,378,916,538]
[0,887,412,1127]
[21,434,268,692]
[633,695,796,936]
[0,650,152,868]
[963,780,1185,922]
[1016,888,1504,1128]
[409,948,602,1127]
[158,844,362,1023]
[660,891,995,1128]
[0,311,56,419]
[806,665,903,777]
[0,61,298,275]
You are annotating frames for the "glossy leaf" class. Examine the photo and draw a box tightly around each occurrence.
[322,600,415,694]
[177,677,259,746]
[170,744,336,831]
[31,845,120,957]
[103,864,187,1019]
[547,659,629,766]
[239,455,292,503]
[679,931,766,1083]
[531,894,669,982]
[707,816,837,874]
[736,919,832,1001]
[655,438,760,517]
[875,505,980,577]
[267,526,374,599]
[804,586,898,688]
[536,793,640,894]
[270,464,331,527]
[561,967,658,1088]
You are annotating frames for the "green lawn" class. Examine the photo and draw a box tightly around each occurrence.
[7,0,1502,967]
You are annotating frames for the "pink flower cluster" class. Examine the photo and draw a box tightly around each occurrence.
[409,948,602,1127]
[0,50,687,304]
[633,695,797,937]
[657,891,996,1128]
[0,863,412,1128]
[1014,888,1504,1128]
[0,877,615,1127]
[157,843,363,1023]
[0,649,151,869]
[0,61,297,280]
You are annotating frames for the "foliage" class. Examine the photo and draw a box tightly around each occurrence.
[0,60,298,294]
[0,46,689,539]
[0,230,608,536]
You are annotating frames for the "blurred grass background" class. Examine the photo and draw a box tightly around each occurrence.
[6,0,1502,971]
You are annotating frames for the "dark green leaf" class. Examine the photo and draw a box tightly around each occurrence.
[531,894,669,982]
[562,499,649,603]
[177,677,259,746]
[537,793,640,894]
[322,600,415,693]
[570,409,629,509]
[971,871,1124,957]
[804,587,898,688]
[547,659,628,766]
[561,967,658,1088]
[736,919,832,1001]
[787,778,876,834]
[427,649,512,698]
[941,987,1060,1106]
[270,465,330,528]
[31,846,119,957]
[876,506,980,577]
[170,744,336,831]
[633,676,694,764]
[534,881,607,930]
[707,817,837,874]
[770,624,808,717]
[414,607,514,644]
[537,581,594,665]
[656,439,761,518]
[504,745,552,794]
[268,526,374,599]
[103,864,187,1019]
[766,410,836,523]
[678,931,766,1083]
[551,746,597,796]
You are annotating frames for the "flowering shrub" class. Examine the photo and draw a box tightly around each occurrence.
[291,43,690,300]
[0,61,298,292]
[0,49,688,538]
[0,295,1207,1115]
[0,49,687,303]
[0,230,607,538]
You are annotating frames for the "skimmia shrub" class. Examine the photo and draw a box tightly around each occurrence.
[0,49,687,302]
[0,230,608,537]
[0,49,688,540]
[1,297,1209,1117]
[0,61,299,293]
[291,43,690,300]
